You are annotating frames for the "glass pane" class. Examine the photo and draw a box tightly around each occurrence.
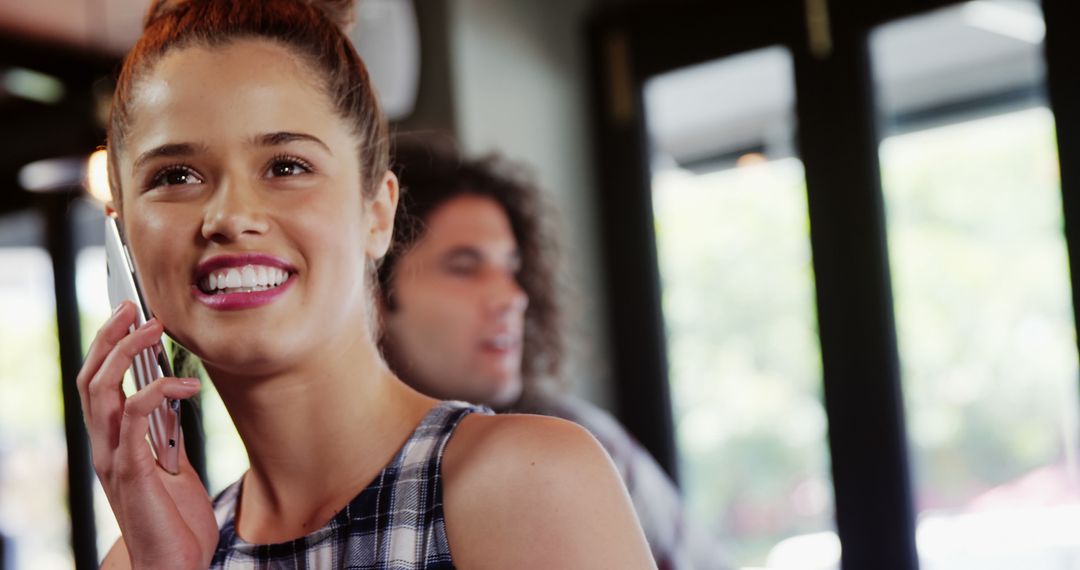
[74,244,124,558]
[872,2,1080,567]
[202,380,249,496]
[0,246,72,569]
[645,47,836,568]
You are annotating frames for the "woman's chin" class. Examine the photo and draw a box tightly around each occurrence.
[188,337,301,379]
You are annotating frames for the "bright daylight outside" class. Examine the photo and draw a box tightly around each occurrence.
[884,106,1080,569]
[0,232,248,569]
[653,104,1080,569]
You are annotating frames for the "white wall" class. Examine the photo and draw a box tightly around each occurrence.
[447,0,613,407]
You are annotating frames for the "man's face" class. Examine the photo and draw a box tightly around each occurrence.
[383,195,528,407]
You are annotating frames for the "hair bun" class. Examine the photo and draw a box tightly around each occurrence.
[308,0,358,32]
[143,0,185,28]
[144,0,358,33]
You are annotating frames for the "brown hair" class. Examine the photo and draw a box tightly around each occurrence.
[106,0,387,207]
[379,137,565,397]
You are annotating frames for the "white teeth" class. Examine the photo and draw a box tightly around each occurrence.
[241,266,257,288]
[200,264,290,294]
[226,268,242,288]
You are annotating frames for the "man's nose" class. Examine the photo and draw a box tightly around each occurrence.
[489,272,529,316]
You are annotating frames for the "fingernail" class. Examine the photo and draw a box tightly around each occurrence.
[178,378,200,389]
[112,302,126,315]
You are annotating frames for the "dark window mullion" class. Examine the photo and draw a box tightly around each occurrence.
[1042,0,1080,405]
[586,23,680,479]
[47,194,98,569]
[792,13,918,570]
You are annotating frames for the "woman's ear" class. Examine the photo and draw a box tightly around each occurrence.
[365,170,400,259]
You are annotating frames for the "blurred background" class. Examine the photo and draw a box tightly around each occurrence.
[2,0,1079,569]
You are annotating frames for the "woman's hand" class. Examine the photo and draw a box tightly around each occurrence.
[77,302,218,569]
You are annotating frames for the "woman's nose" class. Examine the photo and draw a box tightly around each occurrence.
[200,177,269,243]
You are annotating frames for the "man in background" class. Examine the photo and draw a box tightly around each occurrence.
[378,137,726,569]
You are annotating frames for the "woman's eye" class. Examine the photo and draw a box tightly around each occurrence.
[150,166,201,188]
[268,158,312,178]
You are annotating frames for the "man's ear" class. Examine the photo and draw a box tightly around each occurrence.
[365,170,400,259]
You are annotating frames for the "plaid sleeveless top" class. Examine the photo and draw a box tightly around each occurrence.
[209,400,490,569]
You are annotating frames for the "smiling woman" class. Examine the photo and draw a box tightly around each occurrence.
[75,0,653,568]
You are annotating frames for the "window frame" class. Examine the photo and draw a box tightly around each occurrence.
[586,1,1080,568]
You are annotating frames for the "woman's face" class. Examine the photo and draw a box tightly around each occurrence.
[383,195,528,408]
[116,39,396,376]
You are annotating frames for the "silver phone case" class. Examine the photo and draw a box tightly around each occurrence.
[105,217,182,474]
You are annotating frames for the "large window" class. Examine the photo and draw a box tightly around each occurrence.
[645,48,835,567]
[872,3,1080,565]
[0,245,72,569]
[590,0,1080,568]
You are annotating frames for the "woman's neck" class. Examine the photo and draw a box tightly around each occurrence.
[205,335,437,543]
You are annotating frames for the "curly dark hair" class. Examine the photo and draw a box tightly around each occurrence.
[378,136,564,396]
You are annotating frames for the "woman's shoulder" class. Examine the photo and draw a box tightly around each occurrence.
[442,412,606,496]
[440,412,654,569]
[521,393,638,451]
[447,411,599,464]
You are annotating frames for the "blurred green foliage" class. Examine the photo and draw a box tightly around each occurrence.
[654,106,1077,566]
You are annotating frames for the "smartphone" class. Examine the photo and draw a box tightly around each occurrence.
[105,215,182,475]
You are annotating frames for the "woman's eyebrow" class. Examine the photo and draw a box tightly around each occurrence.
[132,142,207,172]
[252,131,333,155]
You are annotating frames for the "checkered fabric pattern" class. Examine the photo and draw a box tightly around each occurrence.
[210,400,490,569]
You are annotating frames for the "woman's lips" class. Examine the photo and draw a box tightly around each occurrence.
[192,274,295,310]
[192,253,296,310]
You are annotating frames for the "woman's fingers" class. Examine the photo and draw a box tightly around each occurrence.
[86,319,166,464]
[125,378,200,419]
[76,301,137,422]
[115,378,200,478]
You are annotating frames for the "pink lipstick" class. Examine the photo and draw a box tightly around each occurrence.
[192,253,296,310]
